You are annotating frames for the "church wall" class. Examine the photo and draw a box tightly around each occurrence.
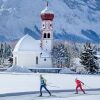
[13,52,52,68]
[39,57,52,68]
[13,52,38,67]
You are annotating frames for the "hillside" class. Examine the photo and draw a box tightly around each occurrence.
[0,0,100,42]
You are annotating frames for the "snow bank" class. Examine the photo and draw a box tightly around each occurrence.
[6,66,31,73]
[59,68,76,74]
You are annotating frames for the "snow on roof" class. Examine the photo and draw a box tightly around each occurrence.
[6,66,31,73]
[13,34,41,53]
[41,6,54,14]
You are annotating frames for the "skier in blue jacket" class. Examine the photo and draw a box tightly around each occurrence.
[39,74,51,97]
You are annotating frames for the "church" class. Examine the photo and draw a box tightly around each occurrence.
[13,2,54,69]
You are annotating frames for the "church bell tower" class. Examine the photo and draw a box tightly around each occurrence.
[40,1,54,52]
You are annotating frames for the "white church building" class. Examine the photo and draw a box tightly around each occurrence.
[13,2,54,69]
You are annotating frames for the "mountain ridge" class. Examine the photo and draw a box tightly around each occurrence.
[0,0,100,43]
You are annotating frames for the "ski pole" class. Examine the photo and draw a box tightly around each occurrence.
[84,84,93,89]
[47,84,60,88]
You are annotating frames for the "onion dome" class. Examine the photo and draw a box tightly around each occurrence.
[41,2,54,21]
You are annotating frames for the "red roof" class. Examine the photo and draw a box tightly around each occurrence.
[41,13,54,21]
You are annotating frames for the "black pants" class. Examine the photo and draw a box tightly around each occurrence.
[40,85,51,96]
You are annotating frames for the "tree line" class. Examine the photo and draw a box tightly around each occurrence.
[51,41,99,74]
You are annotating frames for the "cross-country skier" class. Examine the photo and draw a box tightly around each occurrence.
[39,74,51,97]
[75,78,85,94]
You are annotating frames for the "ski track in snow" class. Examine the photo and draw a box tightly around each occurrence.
[0,91,100,100]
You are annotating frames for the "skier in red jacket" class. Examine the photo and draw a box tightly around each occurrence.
[75,78,85,94]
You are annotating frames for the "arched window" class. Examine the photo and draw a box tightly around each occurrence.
[44,58,46,61]
[36,56,38,64]
[44,33,46,38]
[48,33,50,38]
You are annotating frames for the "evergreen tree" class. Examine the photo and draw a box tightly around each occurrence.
[4,42,7,58]
[0,43,4,58]
[0,42,12,66]
[52,43,70,68]
[6,44,12,57]
[0,43,4,65]
[0,43,12,59]
[80,42,99,74]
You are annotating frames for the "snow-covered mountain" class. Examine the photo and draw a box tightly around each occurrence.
[0,0,100,42]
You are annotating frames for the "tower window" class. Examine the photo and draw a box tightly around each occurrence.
[44,33,46,38]
[48,33,50,38]
[36,56,38,64]
[50,24,52,27]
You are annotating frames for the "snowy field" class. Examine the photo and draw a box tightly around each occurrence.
[0,72,100,100]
